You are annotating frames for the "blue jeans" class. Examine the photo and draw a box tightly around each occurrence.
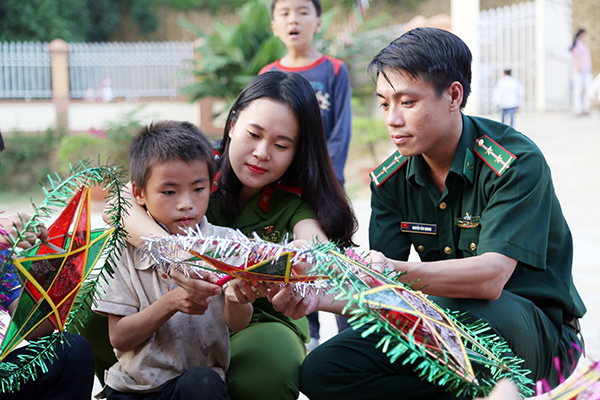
[501,107,517,127]
[105,366,229,400]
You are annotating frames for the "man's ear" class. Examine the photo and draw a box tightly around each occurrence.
[448,81,464,112]
[131,182,146,207]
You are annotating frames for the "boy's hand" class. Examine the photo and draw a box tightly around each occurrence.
[228,278,269,304]
[170,268,221,313]
[169,286,213,315]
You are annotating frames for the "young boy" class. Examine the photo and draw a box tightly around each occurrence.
[260,0,353,347]
[93,121,252,400]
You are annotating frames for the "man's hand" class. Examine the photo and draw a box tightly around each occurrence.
[268,283,318,320]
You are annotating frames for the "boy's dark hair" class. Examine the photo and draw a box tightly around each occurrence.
[504,69,512,76]
[0,131,4,152]
[271,0,321,17]
[128,120,215,190]
[369,27,472,108]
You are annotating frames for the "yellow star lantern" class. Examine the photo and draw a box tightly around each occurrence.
[0,186,113,361]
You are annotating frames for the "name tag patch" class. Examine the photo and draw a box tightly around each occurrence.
[401,222,437,235]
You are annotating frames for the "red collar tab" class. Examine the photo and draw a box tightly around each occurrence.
[259,185,275,214]
[211,171,221,194]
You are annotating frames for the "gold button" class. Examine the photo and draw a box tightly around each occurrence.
[417,245,425,252]
[470,243,477,251]
[444,246,452,254]
[439,202,447,210]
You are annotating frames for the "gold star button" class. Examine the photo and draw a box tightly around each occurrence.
[439,202,447,210]
[444,246,452,255]
[263,195,270,203]
[470,243,477,251]
[417,245,425,252]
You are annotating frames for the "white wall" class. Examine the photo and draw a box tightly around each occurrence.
[69,100,201,132]
[0,102,55,132]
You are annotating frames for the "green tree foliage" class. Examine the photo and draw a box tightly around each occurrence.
[0,0,157,42]
[0,0,91,42]
[152,0,248,13]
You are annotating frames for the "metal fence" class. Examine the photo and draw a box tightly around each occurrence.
[0,42,52,99]
[479,2,537,114]
[69,41,195,99]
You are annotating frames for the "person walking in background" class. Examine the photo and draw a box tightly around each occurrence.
[571,28,593,116]
[587,72,600,119]
[492,69,524,127]
[260,0,354,351]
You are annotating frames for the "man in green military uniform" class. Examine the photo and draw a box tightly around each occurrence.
[294,27,585,399]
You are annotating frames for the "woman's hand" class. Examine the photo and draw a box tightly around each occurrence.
[228,278,269,304]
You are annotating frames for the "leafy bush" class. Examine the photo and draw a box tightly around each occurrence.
[0,126,65,193]
[56,109,143,176]
[180,0,337,111]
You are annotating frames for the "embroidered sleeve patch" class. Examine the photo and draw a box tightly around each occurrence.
[473,135,516,177]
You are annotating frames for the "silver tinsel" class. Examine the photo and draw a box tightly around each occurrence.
[137,227,330,295]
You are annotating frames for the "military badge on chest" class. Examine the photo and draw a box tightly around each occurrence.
[455,213,481,229]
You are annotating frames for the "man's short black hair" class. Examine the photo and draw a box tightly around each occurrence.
[271,0,321,17]
[369,27,472,108]
[128,120,215,191]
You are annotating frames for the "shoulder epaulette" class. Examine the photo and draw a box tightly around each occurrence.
[473,135,516,177]
[370,151,408,187]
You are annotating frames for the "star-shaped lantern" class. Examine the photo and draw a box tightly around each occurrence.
[0,186,113,360]
[310,247,534,397]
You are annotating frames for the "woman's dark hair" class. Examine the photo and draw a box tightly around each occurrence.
[216,71,356,247]
[571,28,586,51]
[369,27,472,109]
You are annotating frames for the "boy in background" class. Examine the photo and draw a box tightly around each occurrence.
[260,0,353,348]
[93,121,252,400]
[260,0,352,188]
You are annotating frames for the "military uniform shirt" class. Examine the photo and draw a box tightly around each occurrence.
[369,114,585,329]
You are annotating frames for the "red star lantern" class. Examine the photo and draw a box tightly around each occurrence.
[0,186,113,360]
